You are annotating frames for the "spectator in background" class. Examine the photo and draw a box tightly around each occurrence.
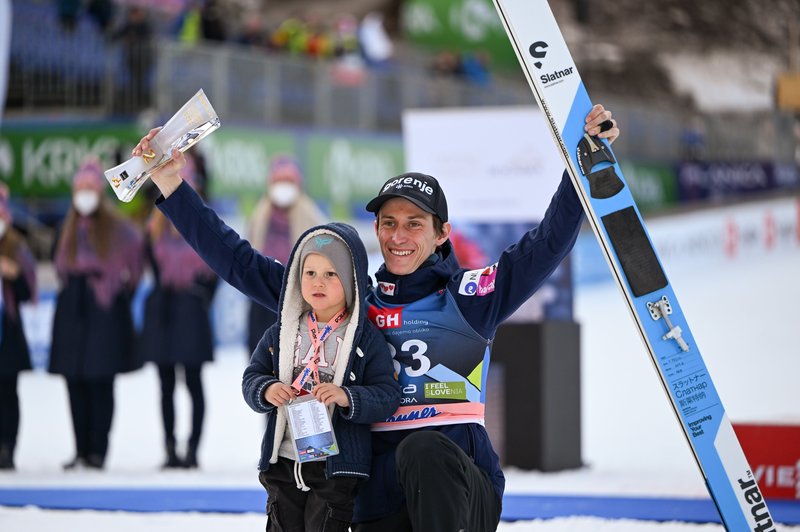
[458,50,491,86]
[200,0,227,42]
[269,18,305,53]
[173,1,202,44]
[430,50,462,78]
[236,11,267,49]
[329,13,368,86]
[173,0,226,44]
[332,14,360,59]
[358,12,393,68]
[0,185,37,471]
[58,0,114,34]
[303,13,332,59]
[140,153,218,470]
[681,115,705,161]
[112,6,153,113]
[49,158,145,470]
[87,0,114,34]
[246,155,326,357]
[431,50,491,86]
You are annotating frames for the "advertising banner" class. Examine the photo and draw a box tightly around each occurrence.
[202,127,296,198]
[574,195,800,286]
[0,124,142,196]
[620,160,678,213]
[677,161,800,202]
[305,134,405,220]
[402,0,517,68]
[733,423,800,500]
[403,106,564,222]
[403,106,571,321]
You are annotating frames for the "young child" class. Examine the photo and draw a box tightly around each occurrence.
[242,223,400,530]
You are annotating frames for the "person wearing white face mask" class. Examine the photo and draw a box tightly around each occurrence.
[49,157,145,470]
[72,188,101,217]
[245,154,326,356]
[0,184,37,470]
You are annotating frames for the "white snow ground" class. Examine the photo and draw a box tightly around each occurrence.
[1,199,799,531]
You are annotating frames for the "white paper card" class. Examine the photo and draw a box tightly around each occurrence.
[284,395,339,463]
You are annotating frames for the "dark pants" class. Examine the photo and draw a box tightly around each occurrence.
[157,364,204,450]
[0,375,20,452]
[259,457,362,532]
[353,431,502,532]
[66,377,114,462]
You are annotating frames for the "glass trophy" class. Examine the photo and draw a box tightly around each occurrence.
[104,89,221,202]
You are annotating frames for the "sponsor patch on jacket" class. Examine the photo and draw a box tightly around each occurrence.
[368,305,403,329]
[457,263,498,296]
[378,281,396,296]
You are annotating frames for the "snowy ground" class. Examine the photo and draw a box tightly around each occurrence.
[1,199,799,531]
[0,506,765,532]
[3,354,771,532]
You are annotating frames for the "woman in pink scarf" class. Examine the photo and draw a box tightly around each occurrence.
[246,154,325,355]
[49,158,145,470]
[140,153,218,469]
[0,184,37,470]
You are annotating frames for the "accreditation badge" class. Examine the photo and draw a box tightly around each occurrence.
[284,395,339,463]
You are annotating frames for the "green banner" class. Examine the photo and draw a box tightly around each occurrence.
[0,124,142,197]
[619,160,678,213]
[0,122,403,222]
[402,0,517,68]
[203,128,295,200]
[305,135,404,220]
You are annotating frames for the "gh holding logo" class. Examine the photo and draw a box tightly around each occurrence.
[368,305,402,329]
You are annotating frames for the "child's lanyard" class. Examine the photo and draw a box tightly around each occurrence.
[291,308,348,394]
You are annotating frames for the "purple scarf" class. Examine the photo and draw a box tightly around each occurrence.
[151,226,214,289]
[55,216,144,309]
[262,208,292,264]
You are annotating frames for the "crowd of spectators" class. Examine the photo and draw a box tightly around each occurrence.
[230,10,395,69]
[37,0,398,113]
[430,49,492,87]
[53,0,395,67]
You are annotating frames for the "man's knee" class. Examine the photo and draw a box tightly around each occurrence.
[396,431,458,471]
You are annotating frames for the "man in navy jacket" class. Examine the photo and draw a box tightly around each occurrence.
[133,104,619,531]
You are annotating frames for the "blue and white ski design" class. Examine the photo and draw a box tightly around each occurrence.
[492,0,775,530]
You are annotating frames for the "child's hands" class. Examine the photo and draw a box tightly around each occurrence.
[313,383,350,408]
[265,382,295,407]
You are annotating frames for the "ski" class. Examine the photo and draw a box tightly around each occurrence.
[492,0,775,530]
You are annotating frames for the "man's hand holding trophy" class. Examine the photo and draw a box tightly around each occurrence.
[105,89,220,202]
